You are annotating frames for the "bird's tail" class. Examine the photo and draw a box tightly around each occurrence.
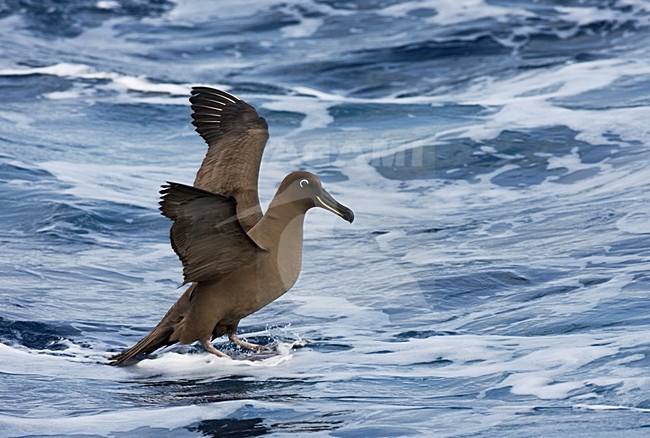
[108,324,175,366]
[109,285,194,366]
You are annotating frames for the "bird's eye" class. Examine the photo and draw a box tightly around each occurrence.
[299,179,309,188]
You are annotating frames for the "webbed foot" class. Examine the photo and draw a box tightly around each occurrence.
[228,333,273,353]
[202,340,231,359]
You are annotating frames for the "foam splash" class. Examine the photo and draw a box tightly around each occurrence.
[111,339,312,382]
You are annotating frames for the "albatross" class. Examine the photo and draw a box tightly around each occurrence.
[109,87,353,365]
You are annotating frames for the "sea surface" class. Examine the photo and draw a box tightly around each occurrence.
[1,0,650,436]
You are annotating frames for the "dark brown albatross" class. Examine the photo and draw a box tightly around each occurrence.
[109,87,353,365]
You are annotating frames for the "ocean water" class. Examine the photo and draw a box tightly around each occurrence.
[1,0,650,436]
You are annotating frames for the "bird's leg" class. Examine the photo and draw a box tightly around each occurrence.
[201,339,231,359]
[226,325,271,353]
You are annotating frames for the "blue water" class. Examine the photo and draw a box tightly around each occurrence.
[1,0,650,436]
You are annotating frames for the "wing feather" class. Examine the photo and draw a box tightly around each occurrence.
[159,182,266,285]
[190,87,269,232]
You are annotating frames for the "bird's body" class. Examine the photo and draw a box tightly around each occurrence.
[110,88,353,365]
[165,193,306,346]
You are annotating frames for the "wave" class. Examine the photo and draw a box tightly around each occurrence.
[0,62,199,102]
[0,0,174,38]
[1,0,650,435]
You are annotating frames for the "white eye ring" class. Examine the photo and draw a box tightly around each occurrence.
[299,179,309,188]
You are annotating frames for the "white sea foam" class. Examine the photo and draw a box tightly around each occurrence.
[291,85,443,105]
[0,400,275,436]
[616,210,650,234]
[281,57,650,149]
[0,63,210,101]
[380,0,648,31]
[45,89,85,100]
[167,0,352,24]
[4,326,648,405]
[95,0,120,10]
[262,97,335,136]
[167,0,273,21]
[130,347,295,379]
[0,343,116,379]
[0,63,96,78]
[38,161,194,209]
[291,295,392,334]
[0,111,32,129]
[379,0,533,25]
[543,274,634,317]
[440,59,650,145]
[574,404,650,413]
[281,17,323,38]
[347,331,650,399]
[556,6,621,26]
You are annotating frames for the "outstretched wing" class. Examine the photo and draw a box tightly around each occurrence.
[159,182,266,285]
[190,87,269,232]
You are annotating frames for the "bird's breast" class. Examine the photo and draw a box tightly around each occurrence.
[241,212,306,312]
[273,217,304,290]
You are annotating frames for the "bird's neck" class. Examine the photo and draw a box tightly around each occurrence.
[248,202,307,251]
[248,203,307,297]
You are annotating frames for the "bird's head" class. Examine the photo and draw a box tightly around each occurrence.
[275,171,354,223]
